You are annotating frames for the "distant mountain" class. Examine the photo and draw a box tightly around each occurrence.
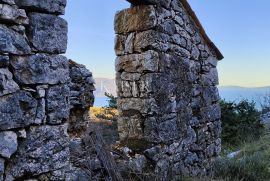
[94,78,116,97]
[219,86,270,103]
[93,77,270,107]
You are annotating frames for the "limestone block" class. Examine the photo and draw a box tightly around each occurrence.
[0,91,37,130]
[118,98,158,115]
[157,19,175,35]
[15,0,67,15]
[0,131,17,158]
[191,45,200,60]
[171,34,186,48]
[170,44,190,58]
[0,25,31,55]
[206,56,218,67]
[5,124,69,180]
[115,5,157,34]
[134,30,170,53]
[117,73,160,98]
[201,68,219,86]
[118,115,143,140]
[11,54,69,85]
[144,116,180,143]
[27,13,68,54]
[202,86,220,105]
[35,98,46,124]
[0,68,19,96]
[0,4,28,24]
[171,0,184,12]
[46,85,70,124]
[201,104,221,122]
[116,50,160,73]
[115,34,127,56]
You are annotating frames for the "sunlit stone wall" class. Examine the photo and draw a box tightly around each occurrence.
[115,0,222,178]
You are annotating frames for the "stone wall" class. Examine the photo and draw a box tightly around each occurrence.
[0,1,95,180]
[0,0,222,180]
[115,0,222,178]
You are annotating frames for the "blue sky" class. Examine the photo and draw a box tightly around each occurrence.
[64,0,270,87]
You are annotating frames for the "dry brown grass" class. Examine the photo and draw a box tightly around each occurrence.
[90,107,118,122]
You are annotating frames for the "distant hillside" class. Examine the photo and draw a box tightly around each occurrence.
[219,86,270,103]
[94,78,116,97]
[93,78,270,107]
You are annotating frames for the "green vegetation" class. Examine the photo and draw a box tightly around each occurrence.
[220,99,264,148]
[210,99,270,181]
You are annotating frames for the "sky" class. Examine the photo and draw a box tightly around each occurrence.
[64,0,270,88]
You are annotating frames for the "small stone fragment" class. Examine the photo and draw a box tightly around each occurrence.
[0,68,19,96]
[0,131,17,158]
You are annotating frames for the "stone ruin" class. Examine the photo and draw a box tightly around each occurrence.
[0,0,95,180]
[0,0,223,180]
[114,0,223,178]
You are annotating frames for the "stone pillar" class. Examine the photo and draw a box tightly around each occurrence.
[0,0,94,180]
[115,0,222,178]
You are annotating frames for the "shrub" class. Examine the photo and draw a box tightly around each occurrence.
[104,92,117,109]
[220,99,264,147]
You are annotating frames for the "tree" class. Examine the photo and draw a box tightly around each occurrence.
[221,99,264,147]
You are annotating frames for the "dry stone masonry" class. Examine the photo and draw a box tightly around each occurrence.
[0,0,95,180]
[115,0,223,178]
[0,0,223,180]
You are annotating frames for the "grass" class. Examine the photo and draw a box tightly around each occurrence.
[211,131,270,181]
[90,107,118,122]
[89,107,119,144]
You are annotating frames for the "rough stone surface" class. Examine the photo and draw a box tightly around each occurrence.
[46,84,70,125]
[0,68,19,96]
[11,54,69,85]
[0,24,31,55]
[0,0,222,179]
[115,5,157,34]
[115,1,222,178]
[27,13,68,54]
[5,124,69,180]
[0,4,28,24]
[0,131,17,158]
[0,2,95,180]
[0,91,37,130]
[69,60,95,109]
[15,0,67,15]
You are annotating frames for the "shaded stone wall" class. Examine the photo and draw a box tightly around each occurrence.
[115,0,222,178]
[0,1,95,180]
